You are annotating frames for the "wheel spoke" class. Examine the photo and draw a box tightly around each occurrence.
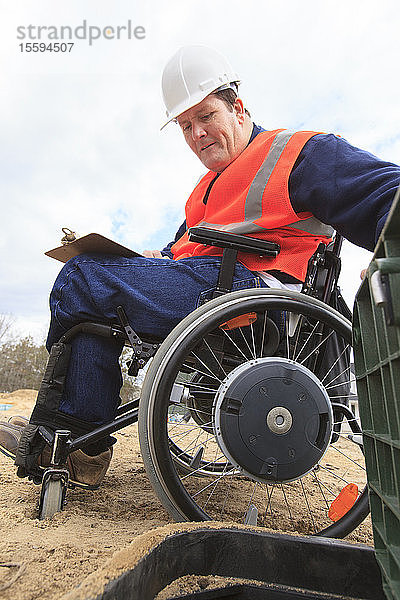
[293,319,320,362]
[169,421,213,442]
[287,313,303,360]
[250,322,257,359]
[285,319,291,359]
[187,381,219,393]
[244,481,259,524]
[312,471,331,510]
[219,468,236,520]
[318,464,353,486]
[300,478,316,532]
[203,339,228,378]
[170,436,210,461]
[177,449,227,477]
[264,484,275,522]
[203,461,231,509]
[186,430,204,461]
[182,362,222,383]
[329,443,366,471]
[281,484,293,521]
[325,378,355,391]
[320,346,351,384]
[311,473,337,498]
[238,327,256,360]
[220,328,250,361]
[298,329,335,366]
[190,351,224,383]
[260,311,268,358]
[191,465,237,495]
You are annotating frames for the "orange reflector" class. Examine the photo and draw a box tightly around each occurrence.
[328,483,358,522]
[220,312,257,331]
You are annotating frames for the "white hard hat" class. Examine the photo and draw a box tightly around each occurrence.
[161,45,240,130]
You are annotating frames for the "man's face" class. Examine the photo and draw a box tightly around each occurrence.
[177,95,247,172]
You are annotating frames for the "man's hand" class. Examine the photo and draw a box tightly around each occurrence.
[142,250,170,259]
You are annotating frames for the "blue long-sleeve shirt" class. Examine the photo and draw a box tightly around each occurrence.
[162,125,400,257]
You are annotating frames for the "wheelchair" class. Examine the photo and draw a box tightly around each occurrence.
[36,227,368,539]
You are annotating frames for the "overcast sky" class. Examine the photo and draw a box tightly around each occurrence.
[1,0,399,341]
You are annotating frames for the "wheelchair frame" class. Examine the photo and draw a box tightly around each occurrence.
[37,228,366,536]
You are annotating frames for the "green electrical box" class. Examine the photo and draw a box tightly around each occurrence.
[353,188,400,600]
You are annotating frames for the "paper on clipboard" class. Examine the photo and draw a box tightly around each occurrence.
[45,233,143,263]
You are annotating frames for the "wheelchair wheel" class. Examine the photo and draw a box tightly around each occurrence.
[139,288,369,538]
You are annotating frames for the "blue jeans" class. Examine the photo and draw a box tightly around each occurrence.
[46,254,266,426]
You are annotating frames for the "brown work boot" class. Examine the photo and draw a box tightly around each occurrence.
[8,415,29,427]
[66,448,113,490]
[0,420,112,490]
[0,422,24,459]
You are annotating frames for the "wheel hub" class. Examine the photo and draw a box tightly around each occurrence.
[266,406,293,434]
[213,357,333,483]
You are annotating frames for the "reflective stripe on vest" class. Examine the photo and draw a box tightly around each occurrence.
[245,130,295,221]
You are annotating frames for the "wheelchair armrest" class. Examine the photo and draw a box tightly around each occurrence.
[188,227,280,257]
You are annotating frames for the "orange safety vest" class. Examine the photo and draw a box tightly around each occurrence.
[171,129,334,281]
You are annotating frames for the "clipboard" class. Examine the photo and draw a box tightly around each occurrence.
[45,233,143,263]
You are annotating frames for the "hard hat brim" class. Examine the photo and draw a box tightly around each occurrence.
[160,81,240,131]
[160,89,210,130]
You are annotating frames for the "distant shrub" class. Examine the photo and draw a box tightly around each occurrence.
[0,336,48,392]
[0,336,143,402]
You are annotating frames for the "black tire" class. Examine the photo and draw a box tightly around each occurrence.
[39,476,64,520]
[139,289,369,538]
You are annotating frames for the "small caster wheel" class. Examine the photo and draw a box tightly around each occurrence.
[39,470,68,520]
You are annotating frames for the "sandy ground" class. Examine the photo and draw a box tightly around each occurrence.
[0,390,172,600]
[0,390,373,600]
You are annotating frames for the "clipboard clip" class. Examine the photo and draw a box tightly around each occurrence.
[61,227,77,245]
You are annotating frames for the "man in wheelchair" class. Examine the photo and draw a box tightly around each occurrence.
[1,46,399,532]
